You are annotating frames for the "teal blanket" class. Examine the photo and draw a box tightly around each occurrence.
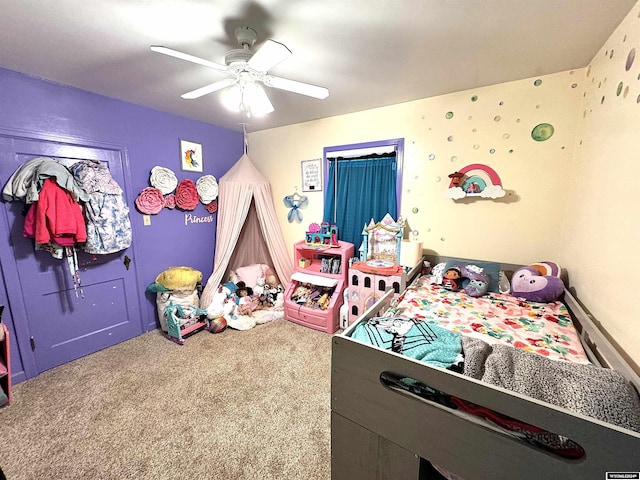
[350,317,462,369]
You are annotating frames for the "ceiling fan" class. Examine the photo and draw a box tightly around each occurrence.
[151,26,329,117]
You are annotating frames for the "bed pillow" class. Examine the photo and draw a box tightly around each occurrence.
[431,262,446,284]
[511,266,564,303]
[234,263,268,289]
[443,259,501,293]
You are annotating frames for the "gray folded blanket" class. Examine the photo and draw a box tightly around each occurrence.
[461,336,640,432]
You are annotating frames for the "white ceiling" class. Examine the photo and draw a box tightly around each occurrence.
[0,1,636,132]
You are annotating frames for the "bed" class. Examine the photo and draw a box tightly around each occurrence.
[331,257,640,480]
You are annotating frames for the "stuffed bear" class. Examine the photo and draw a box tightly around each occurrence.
[253,276,266,296]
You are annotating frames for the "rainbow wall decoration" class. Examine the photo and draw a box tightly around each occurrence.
[446,163,505,199]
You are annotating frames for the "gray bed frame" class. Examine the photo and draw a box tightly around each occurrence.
[331,257,640,480]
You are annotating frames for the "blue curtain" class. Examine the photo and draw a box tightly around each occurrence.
[323,156,397,251]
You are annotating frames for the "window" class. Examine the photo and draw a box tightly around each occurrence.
[323,138,404,251]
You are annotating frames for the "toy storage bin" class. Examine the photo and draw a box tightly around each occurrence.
[284,240,354,333]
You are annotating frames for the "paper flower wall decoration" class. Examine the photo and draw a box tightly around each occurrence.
[149,166,178,195]
[135,187,165,214]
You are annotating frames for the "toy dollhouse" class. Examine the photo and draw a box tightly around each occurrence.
[305,222,340,247]
[347,214,422,326]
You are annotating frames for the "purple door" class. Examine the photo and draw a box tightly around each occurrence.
[0,136,143,374]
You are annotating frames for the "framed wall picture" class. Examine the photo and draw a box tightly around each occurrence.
[180,139,203,173]
[301,158,322,192]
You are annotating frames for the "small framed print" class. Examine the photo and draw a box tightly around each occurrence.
[301,158,322,192]
[180,139,203,173]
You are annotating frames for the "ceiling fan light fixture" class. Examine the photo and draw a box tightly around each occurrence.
[220,83,243,112]
[244,82,274,116]
[220,81,274,117]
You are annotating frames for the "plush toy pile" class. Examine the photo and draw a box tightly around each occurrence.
[204,263,285,331]
[442,264,490,298]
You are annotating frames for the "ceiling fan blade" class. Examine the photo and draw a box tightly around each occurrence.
[248,39,291,72]
[263,75,329,99]
[150,46,228,73]
[181,79,237,99]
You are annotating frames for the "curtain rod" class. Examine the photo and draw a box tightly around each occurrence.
[327,152,397,161]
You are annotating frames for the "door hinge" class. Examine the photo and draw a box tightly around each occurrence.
[30,336,35,351]
[124,255,131,270]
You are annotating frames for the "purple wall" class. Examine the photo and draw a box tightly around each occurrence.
[0,67,242,382]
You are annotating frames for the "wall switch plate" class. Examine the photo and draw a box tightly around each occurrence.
[143,215,151,226]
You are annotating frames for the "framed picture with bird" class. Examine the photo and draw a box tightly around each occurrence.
[180,139,203,173]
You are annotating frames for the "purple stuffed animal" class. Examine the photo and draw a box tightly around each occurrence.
[511,265,564,302]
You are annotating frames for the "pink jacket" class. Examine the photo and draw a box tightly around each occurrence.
[23,178,87,245]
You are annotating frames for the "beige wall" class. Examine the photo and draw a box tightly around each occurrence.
[248,3,639,366]
[561,3,640,367]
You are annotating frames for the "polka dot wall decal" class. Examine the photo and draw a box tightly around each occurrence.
[473,144,480,150]
[509,149,514,153]
[534,79,542,86]
[516,118,521,123]
[626,48,636,71]
[637,94,640,103]
[412,230,419,237]
[489,148,495,154]
[601,96,605,104]
[624,86,630,98]
[494,115,501,121]
[499,101,504,106]
[468,116,473,120]
[617,82,623,96]
[428,154,436,160]
[471,95,478,102]
[447,135,454,142]
[451,156,458,162]
[536,104,541,109]
[531,123,554,142]
[412,207,419,214]
[445,111,454,119]
[587,65,591,77]
[472,128,477,132]
[610,49,614,59]
[435,176,441,182]
[571,83,577,88]
[503,133,510,139]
